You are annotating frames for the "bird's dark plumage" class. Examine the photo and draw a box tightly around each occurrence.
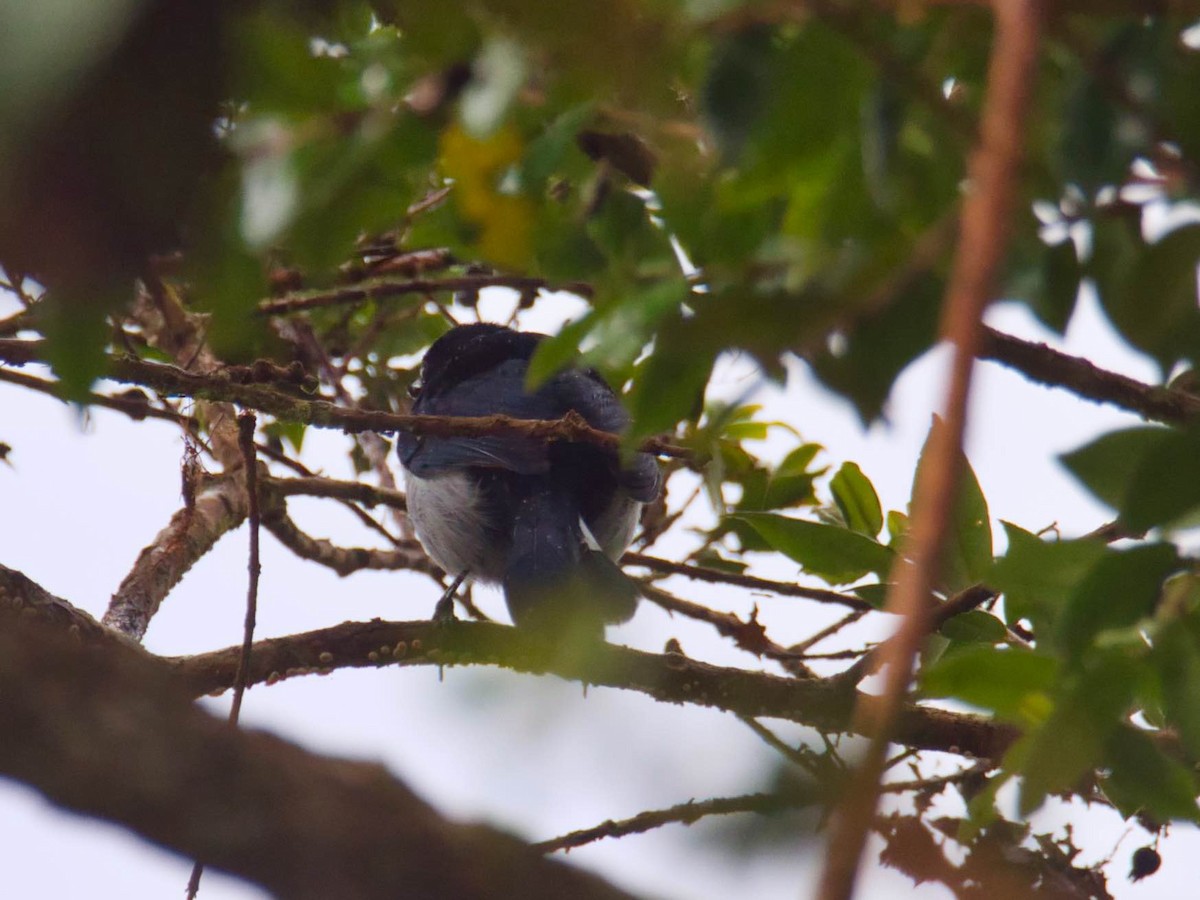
[398,323,660,634]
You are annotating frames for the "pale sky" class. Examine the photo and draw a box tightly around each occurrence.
[0,285,1191,899]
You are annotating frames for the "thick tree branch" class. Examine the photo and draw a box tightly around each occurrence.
[168,618,1017,763]
[0,609,638,900]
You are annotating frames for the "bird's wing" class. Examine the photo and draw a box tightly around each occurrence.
[398,358,553,476]
[548,369,662,503]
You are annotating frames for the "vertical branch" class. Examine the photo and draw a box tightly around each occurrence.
[187,412,262,900]
[103,282,248,639]
[230,412,262,721]
[815,3,1042,899]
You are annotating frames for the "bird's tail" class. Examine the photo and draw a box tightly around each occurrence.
[502,482,639,636]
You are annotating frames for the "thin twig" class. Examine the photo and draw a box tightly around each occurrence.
[533,789,818,854]
[187,413,264,900]
[789,609,870,655]
[624,553,871,610]
[232,414,263,721]
[816,5,1042,899]
[739,715,835,778]
[257,275,594,316]
[0,366,191,427]
[261,501,438,579]
[264,474,408,510]
[638,582,815,677]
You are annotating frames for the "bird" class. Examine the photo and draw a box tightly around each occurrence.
[396,322,662,636]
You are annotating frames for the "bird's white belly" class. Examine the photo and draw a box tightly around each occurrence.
[404,471,507,581]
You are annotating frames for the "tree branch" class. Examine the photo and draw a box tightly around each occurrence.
[264,474,408,509]
[168,618,1017,763]
[103,472,249,640]
[0,340,695,460]
[533,789,817,854]
[624,552,872,610]
[0,365,192,426]
[818,4,1042,898]
[257,274,594,316]
[261,498,437,578]
[978,325,1200,425]
[0,607,638,900]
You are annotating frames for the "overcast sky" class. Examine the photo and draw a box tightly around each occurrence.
[1,285,1192,899]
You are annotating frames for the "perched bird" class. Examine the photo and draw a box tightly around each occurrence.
[397,323,661,635]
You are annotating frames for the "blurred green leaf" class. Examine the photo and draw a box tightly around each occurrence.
[885,509,909,549]
[1091,214,1200,373]
[1055,543,1178,660]
[830,462,883,538]
[809,272,943,423]
[265,421,307,453]
[1153,622,1200,759]
[736,512,894,585]
[921,645,1059,722]
[1033,238,1083,335]
[1058,27,1150,192]
[625,317,715,442]
[1014,651,1139,816]
[989,523,1106,631]
[520,103,595,191]
[911,417,993,592]
[1102,725,1200,823]
[1063,425,1200,532]
[853,583,891,608]
[939,610,1009,645]
[1060,425,1171,513]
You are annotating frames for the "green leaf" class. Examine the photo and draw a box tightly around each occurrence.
[39,291,111,400]
[1122,428,1200,531]
[1014,652,1139,816]
[1060,425,1171,514]
[1037,238,1083,334]
[809,272,943,423]
[520,103,595,192]
[989,523,1106,631]
[830,462,883,538]
[911,417,993,591]
[700,27,773,164]
[1153,624,1200,759]
[885,509,909,549]
[1091,215,1200,373]
[1055,543,1179,659]
[625,317,715,442]
[939,610,1009,645]
[1102,725,1200,823]
[852,583,891,608]
[525,316,593,389]
[735,512,895,585]
[921,645,1058,722]
[264,421,307,453]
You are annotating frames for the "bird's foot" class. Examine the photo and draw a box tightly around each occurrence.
[433,572,467,625]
